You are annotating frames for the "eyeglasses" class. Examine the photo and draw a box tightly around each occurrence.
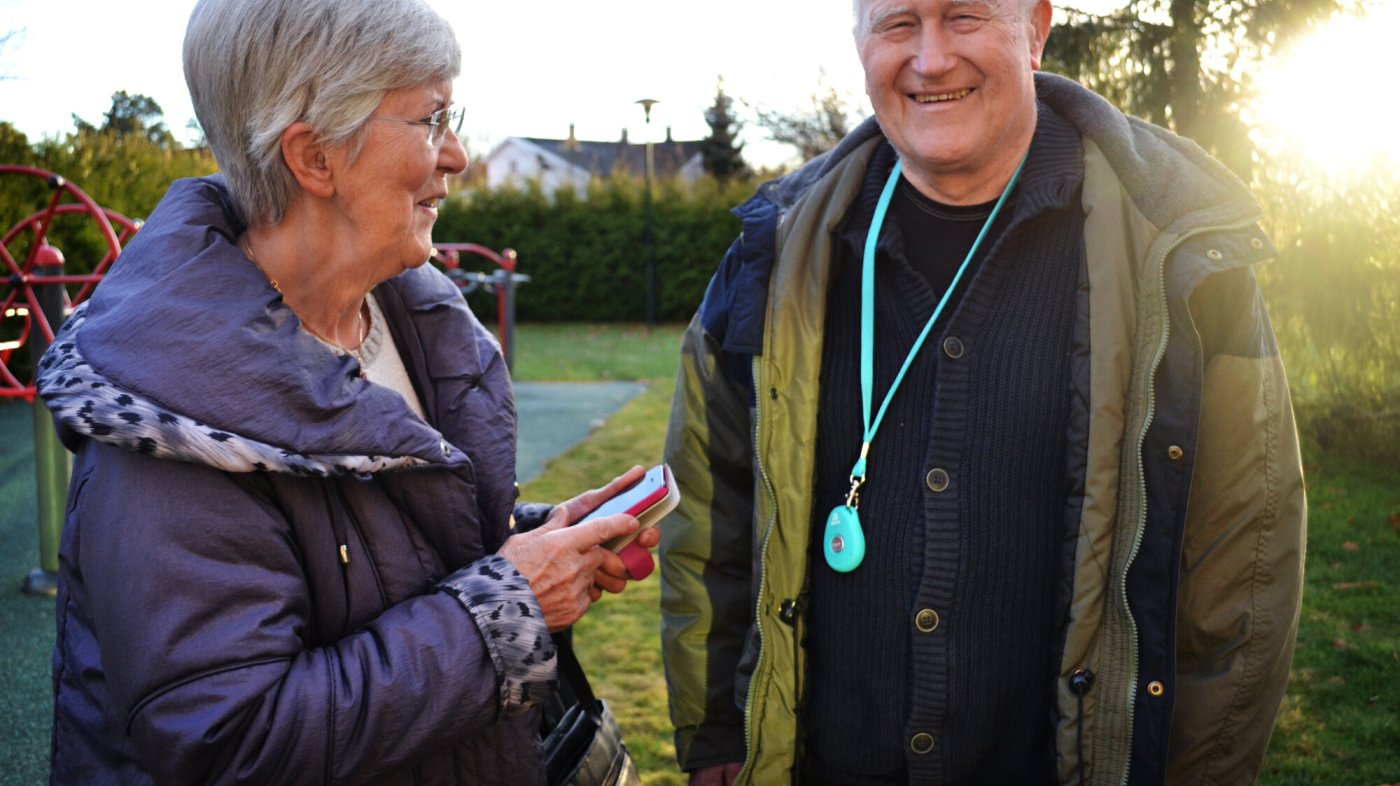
[369,106,465,145]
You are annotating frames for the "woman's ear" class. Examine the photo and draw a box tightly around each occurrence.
[281,121,335,198]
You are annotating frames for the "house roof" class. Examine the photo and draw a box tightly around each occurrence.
[515,133,703,179]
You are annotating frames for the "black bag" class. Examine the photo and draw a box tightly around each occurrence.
[541,632,642,786]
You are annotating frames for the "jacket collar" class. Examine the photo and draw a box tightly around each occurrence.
[39,175,467,472]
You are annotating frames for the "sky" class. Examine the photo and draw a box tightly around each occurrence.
[0,0,1128,169]
[0,0,874,168]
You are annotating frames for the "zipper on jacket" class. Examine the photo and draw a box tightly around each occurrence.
[1069,668,1095,786]
[779,597,803,786]
[326,482,391,613]
[1116,219,1258,786]
[743,354,782,783]
[323,483,356,634]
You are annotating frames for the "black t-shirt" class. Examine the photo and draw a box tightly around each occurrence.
[891,178,997,299]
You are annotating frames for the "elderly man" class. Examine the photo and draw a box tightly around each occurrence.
[659,0,1306,784]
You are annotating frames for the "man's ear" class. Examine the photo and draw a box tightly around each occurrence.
[1028,0,1053,71]
[281,121,335,199]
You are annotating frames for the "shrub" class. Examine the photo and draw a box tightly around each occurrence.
[434,173,760,323]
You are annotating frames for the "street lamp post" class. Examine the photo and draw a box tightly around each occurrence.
[636,98,659,326]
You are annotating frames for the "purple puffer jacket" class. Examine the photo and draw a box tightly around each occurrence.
[37,176,557,785]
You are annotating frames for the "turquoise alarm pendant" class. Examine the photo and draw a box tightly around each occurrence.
[824,503,866,573]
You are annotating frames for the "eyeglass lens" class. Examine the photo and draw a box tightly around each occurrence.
[431,108,465,144]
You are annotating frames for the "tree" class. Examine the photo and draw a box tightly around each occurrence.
[751,74,865,163]
[700,78,748,182]
[70,91,178,149]
[1043,0,1349,178]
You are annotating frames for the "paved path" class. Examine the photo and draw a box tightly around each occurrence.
[0,381,643,785]
[514,381,645,483]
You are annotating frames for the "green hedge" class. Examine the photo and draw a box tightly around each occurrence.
[434,174,761,323]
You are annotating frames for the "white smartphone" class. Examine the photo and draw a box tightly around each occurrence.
[578,464,680,553]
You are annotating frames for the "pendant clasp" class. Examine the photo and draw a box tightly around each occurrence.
[844,475,864,509]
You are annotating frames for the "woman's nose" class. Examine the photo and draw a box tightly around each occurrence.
[439,127,468,175]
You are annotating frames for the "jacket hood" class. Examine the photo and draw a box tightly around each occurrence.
[37,175,469,475]
[761,72,1261,233]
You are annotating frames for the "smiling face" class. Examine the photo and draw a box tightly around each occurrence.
[856,0,1051,203]
[329,78,467,279]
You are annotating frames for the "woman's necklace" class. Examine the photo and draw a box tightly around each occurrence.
[240,233,370,377]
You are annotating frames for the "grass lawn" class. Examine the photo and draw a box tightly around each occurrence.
[517,323,1400,786]
[515,323,684,784]
[1260,449,1400,784]
[512,322,687,382]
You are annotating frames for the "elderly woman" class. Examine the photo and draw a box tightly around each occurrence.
[35,0,657,783]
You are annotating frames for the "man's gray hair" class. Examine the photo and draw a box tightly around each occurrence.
[852,0,1042,35]
[183,0,461,226]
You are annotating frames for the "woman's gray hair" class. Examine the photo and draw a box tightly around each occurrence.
[183,0,461,226]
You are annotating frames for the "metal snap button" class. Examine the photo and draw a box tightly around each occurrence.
[1168,445,1184,461]
[1249,237,1265,251]
[910,732,936,755]
[1147,680,1166,697]
[926,468,949,493]
[915,608,940,632]
[942,337,964,359]
[1206,249,1224,261]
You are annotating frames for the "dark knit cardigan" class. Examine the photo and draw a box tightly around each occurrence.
[802,106,1087,784]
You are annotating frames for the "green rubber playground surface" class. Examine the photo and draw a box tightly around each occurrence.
[0,401,53,786]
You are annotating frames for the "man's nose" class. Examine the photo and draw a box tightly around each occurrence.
[911,26,958,76]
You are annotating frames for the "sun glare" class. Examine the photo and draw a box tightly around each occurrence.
[1255,5,1400,177]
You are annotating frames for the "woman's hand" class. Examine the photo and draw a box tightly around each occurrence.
[498,466,662,631]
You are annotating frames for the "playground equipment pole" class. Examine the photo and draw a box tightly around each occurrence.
[23,244,70,597]
[500,248,519,372]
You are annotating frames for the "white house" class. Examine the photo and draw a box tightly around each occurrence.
[482,125,705,198]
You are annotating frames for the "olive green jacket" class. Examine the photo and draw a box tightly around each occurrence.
[660,73,1305,786]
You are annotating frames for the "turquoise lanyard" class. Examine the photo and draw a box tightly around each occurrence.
[823,154,1027,573]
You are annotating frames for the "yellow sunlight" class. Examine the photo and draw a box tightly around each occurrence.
[1254,4,1400,177]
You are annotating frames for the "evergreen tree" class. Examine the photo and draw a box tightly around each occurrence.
[701,79,748,182]
[1043,0,1349,178]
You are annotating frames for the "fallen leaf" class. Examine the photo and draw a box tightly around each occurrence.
[1334,580,1383,591]
[1343,541,1360,552]
[1331,638,1348,650]
[1352,623,1370,634]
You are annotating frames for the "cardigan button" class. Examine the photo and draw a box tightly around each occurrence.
[926,468,949,493]
[910,732,936,755]
[915,608,940,632]
[942,336,964,359]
